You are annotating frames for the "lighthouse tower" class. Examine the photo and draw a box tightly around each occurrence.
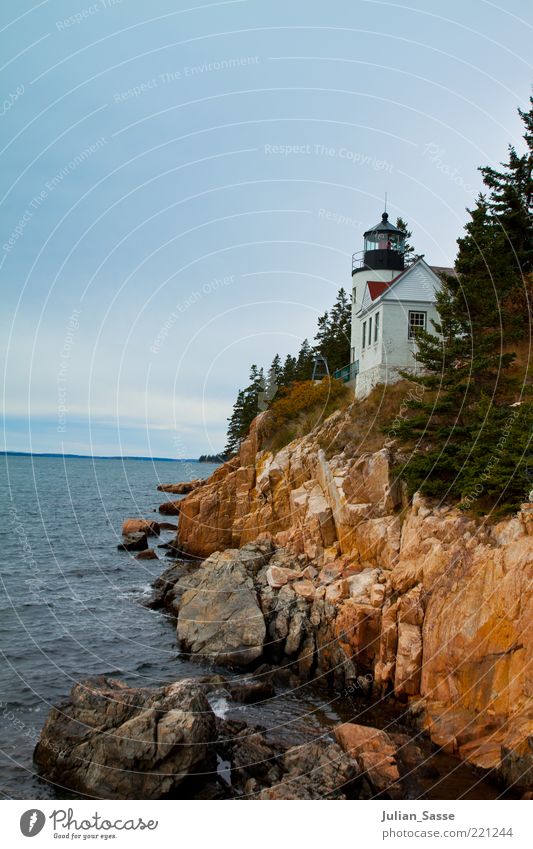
[344,211,445,399]
[349,212,406,367]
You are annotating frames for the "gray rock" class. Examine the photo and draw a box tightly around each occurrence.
[177,549,267,667]
[34,677,217,799]
[117,532,148,552]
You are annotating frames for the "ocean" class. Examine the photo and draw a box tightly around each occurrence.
[0,455,346,799]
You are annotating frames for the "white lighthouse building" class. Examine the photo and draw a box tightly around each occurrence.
[339,211,451,399]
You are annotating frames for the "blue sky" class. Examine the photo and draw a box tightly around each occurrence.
[1,0,531,457]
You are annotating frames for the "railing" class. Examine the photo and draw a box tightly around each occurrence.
[352,251,365,272]
[333,361,359,383]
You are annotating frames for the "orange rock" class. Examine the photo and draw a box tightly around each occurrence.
[266,564,302,588]
[335,723,400,793]
[293,580,316,601]
[122,519,160,536]
[394,623,422,697]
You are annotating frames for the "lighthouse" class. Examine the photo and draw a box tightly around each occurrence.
[339,211,450,399]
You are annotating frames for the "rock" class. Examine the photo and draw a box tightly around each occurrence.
[227,680,275,704]
[394,623,422,697]
[278,741,360,799]
[135,548,158,560]
[177,549,266,667]
[158,501,181,516]
[122,519,160,536]
[159,522,178,531]
[231,729,281,786]
[325,579,348,604]
[166,399,533,788]
[335,723,401,795]
[266,564,303,588]
[117,532,148,552]
[293,580,316,601]
[143,561,198,612]
[157,480,204,494]
[34,677,216,799]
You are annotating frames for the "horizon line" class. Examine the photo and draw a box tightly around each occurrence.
[0,450,223,462]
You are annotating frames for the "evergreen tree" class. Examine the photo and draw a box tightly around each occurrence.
[242,364,265,418]
[224,366,266,454]
[313,289,351,373]
[225,389,246,454]
[294,339,314,381]
[395,217,416,260]
[280,354,297,387]
[395,98,533,514]
[480,96,533,275]
[265,354,283,403]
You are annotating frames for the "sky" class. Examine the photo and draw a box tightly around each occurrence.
[1,0,532,458]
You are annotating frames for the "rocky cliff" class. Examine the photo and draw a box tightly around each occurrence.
[174,408,533,789]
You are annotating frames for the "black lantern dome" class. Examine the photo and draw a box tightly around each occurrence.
[361,212,405,272]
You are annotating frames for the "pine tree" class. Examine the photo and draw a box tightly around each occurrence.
[295,339,314,381]
[395,217,415,258]
[242,364,265,418]
[480,96,533,275]
[395,99,533,514]
[265,354,283,404]
[225,389,246,454]
[313,289,351,374]
[280,354,297,387]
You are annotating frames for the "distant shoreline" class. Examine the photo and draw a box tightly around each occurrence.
[1,451,202,462]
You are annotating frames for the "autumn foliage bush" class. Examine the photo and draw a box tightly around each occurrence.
[264,378,350,449]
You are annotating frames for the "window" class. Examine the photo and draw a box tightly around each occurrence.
[362,321,366,349]
[408,311,426,339]
[374,312,380,342]
[368,316,373,344]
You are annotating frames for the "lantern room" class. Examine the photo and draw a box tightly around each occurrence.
[359,212,406,273]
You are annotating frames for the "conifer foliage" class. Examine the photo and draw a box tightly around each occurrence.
[396,98,533,515]
[225,289,352,454]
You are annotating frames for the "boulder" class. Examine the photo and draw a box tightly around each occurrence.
[34,677,216,799]
[122,519,160,536]
[266,741,360,800]
[158,501,181,516]
[335,723,401,795]
[177,549,266,666]
[157,479,204,494]
[227,680,275,704]
[135,548,158,560]
[266,564,303,588]
[117,532,148,552]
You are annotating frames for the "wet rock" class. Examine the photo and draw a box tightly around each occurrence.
[158,501,181,516]
[227,680,275,704]
[117,532,148,552]
[34,677,217,799]
[135,548,158,560]
[159,522,178,531]
[157,480,204,494]
[144,561,198,613]
[122,519,160,536]
[231,729,281,787]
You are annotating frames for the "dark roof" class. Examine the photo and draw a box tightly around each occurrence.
[430,265,457,278]
[363,211,404,237]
